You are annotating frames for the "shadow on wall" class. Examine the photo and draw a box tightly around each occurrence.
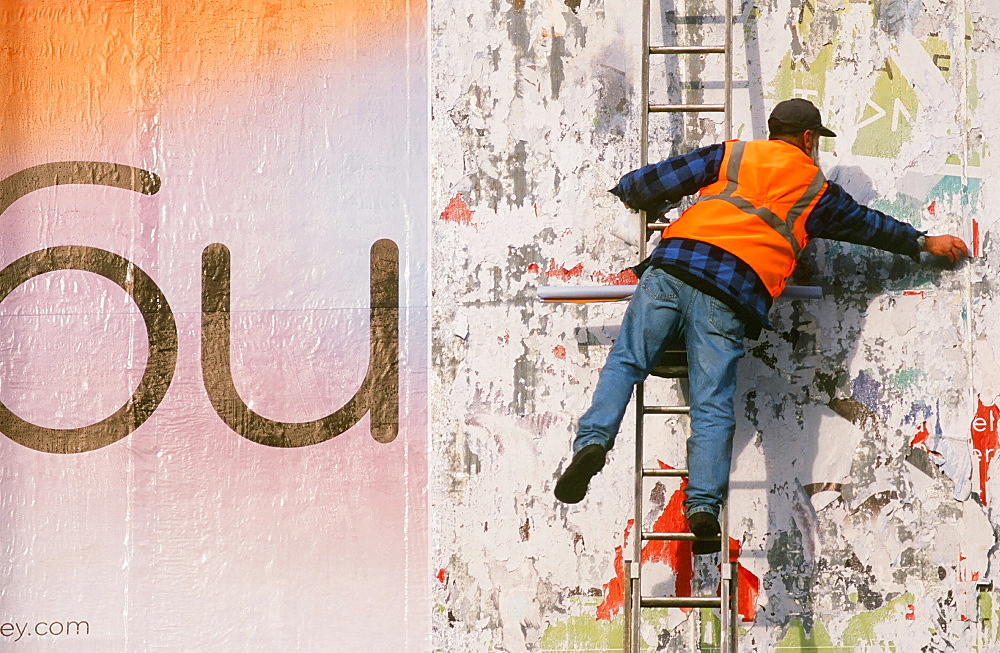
[826,165,878,205]
[733,162,967,638]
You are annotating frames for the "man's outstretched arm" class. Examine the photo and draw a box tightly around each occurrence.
[807,181,970,261]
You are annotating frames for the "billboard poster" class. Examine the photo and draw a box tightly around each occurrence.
[0,1,427,649]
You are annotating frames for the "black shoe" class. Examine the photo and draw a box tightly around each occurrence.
[554,444,607,504]
[687,511,722,555]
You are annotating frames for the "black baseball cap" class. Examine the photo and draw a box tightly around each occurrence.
[768,98,837,137]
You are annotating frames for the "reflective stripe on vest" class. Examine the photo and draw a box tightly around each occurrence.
[694,141,827,257]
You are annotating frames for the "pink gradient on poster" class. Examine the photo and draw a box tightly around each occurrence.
[0,1,427,650]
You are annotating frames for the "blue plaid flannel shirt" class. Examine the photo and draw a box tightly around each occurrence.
[610,142,924,337]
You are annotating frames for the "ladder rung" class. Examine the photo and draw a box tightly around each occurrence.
[647,222,667,231]
[649,45,725,55]
[649,103,725,113]
[642,468,689,477]
[643,405,690,415]
[641,596,722,609]
[642,531,712,542]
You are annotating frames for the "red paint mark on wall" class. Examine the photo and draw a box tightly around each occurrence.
[597,463,693,620]
[910,421,944,463]
[596,520,633,621]
[959,551,982,583]
[905,605,915,620]
[595,462,760,622]
[436,568,447,583]
[723,538,759,622]
[971,396,1000,505]
[973,219,980,257]
[440,193,475,225]
[591,268,639,285]
[927,200,936,216]
[527,263,540,274]
[640,468,694,600]
[902,290,926,298]
[736,555,760,622]
[910,421,930,450]
[546,259,584,282]
[552,345,567,358]
[720,539,758,622]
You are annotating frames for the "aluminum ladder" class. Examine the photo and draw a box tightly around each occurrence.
[622,0,739,650]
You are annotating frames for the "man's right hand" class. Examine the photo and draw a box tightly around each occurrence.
[923,234,970,263]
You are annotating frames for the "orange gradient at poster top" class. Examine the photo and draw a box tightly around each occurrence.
[0,0,420,161]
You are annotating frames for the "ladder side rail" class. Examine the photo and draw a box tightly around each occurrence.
[722,3,736,650]
[729,558,739,653]
[638,0,651,261]
[629,382,645,653]
[719,503,731,652]
[640,0,651,172]
[626,0,652,650]
[724,0,733,141]
[622,567,633,653]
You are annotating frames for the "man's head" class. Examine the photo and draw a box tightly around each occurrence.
[768,98,836,164]
[768,98,836,138]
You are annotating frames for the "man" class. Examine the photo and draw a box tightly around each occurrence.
[553,99,968,553]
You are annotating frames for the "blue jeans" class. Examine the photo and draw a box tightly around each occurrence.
[574,267,745,518]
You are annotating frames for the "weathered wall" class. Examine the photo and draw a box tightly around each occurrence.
[8,0,996,650]
[430,0,1000,650]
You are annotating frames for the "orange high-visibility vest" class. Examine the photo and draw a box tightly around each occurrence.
[661,139,828,298]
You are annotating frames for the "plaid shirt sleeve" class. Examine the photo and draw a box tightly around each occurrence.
[806,181,924,259]
[609,144,725,218]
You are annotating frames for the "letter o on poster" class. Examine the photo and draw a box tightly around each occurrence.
[0,246,177,453]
